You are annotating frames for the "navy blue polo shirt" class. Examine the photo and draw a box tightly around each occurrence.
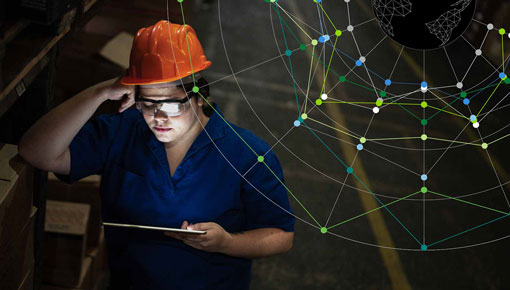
[56,105,295,290]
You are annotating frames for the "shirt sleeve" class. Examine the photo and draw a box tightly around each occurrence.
[54,113,121,184]
[241,147,295,232]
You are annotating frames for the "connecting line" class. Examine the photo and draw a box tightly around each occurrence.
[476,79,504,117]
[428,214,510,248]
[304,45,316,113]
[318,3,338,31]
[307,117,359,139]
[301,121,422,246]
[178,2,196,84]
[502,34,505,72]
[327,191,422,230]
[428,191,509,215]
[274,2,313,41]
[320,35,340,95]
[274,4,301,114]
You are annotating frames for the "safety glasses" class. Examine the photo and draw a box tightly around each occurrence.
[135,96,192,117]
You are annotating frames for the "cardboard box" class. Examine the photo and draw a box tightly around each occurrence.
[43,200,90,287]
[47,173,102,248]
[86,228,108,289]
[18,268,34,290]
[0,207,37,290]
[41,256,93,290]
[0,143,34,256]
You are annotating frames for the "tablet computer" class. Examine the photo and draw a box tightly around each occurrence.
[102,222,206,234]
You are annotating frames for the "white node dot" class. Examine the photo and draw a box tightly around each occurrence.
[421,87,428,93]
[487,23,494,30]
[473,122,480,128]
[475,49,482,56]
[456,82,463,89]
[321,93,328,101]
[347,25,354,32]
[372,107,380,114]
[344,0,350,2]
[359,56,366,63]
[508,32,510,39]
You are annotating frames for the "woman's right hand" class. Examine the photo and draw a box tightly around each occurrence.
[96,77,136,113]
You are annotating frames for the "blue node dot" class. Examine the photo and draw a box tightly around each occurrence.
[500,72,507,80]
[421,244,428,251]
[470,114,476,121]
[421,174,428,181]
[421,81,428,88]
[347,167,353,174]
[355,60,362,66]
[285,49,292,56]
[356,144,363,151]
[385,79,392,86]
[294,120,301,127]
[316,0,321,2]
[318,36,325,43]
[323,35,330,42]
[463,98,470,105]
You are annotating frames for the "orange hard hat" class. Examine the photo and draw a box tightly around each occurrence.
[121,20,212,85]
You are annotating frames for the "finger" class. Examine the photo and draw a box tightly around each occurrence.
[181,221,189,229]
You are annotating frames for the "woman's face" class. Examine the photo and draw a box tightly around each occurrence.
[138,84,205,144]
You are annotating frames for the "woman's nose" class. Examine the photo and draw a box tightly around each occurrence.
[154,109,169,120]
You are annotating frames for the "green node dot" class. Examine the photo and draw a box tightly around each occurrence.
[257,156,264,162]
[301,113,308,120]
[299,44,306,50]
[420,101,428,108]
[421,187,428,193]
[376,99,383,107]
[264,0,270,2]
[177,0,183,2]
[311,39,318,46]
[360,137,367,144]
[500,28,507,35]
[379,91,387,97]
[335,30,342,37]
[346,167,353,174]
[421,119,428,126]
[339,76,346,82]
[316,99,323,106]
[421,134,428,141]
[505,78,510,84]
[481,143,488,149]
[320,227,327,234]
[192,86,199,93]
[460,91,467,98]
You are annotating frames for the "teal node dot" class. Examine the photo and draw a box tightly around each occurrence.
[421,187,428,193]
[339,76,346,82]
[192,86,199,93]
[346,167,353,174]
[298,116,304,123]
[285,49,292,56]
[421,119,428,126]
[320,227,327,234]
[421,244,428,251]
[379,91,387,97]
[257,156,264,163]
[299,44,306,50]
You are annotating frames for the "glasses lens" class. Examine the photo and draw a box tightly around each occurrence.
[136,98,191,117]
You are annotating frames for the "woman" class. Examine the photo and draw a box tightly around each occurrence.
[19,20,295,289]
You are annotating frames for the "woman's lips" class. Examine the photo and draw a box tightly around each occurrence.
[154,127,172,133]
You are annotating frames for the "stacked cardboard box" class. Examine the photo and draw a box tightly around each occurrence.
[0,143,36,289]
[43,174,108,289]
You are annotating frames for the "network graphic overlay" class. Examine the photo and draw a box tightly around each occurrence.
[169,0,510,251]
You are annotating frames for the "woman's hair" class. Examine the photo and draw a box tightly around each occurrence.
[135,77,215,117]
[178,77,215,117]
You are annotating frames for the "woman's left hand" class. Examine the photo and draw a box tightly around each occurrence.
[164,221,232,253]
